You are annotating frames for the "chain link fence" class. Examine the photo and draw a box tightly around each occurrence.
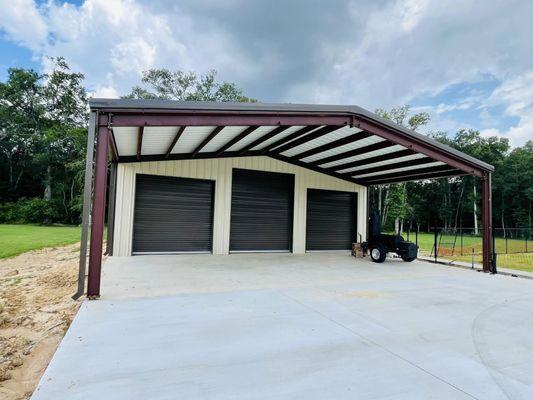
[402,225,532,272]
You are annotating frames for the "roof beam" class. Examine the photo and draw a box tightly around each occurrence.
[191,126,224,157]
[260,125,320,154]
[119,150,263,163]
[274,125,341,154]
[309,140,395,167]
[347,157,435,177]
[291,131,373,160]
[238,125,291,155]
[360,165,455,184]
[215,126,259,156]
[136,126,144,160]
[328,149,415,172]
[100,110,490,176]
[104,113,352,128]
[269,153,366,186]
[165,126,186,158]
[363,169,465,185]
[353,117,485,177]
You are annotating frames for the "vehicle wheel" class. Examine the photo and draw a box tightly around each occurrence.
[401,256,416,262]
[370,245,387,263]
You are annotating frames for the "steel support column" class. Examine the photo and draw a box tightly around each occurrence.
[87,126,110,298]
[72,112,97,300]
[105,161,118,256]
[481,172,494,273]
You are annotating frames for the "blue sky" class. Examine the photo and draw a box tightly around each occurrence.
[0,0,532,146]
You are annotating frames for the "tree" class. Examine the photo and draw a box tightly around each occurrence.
[124,69,256,102]
[0,58,88,224]
[373,106,431,233]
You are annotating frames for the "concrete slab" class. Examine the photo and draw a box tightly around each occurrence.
[32,254,533,400]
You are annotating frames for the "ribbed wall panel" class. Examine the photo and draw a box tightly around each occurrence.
[113,156,367,256]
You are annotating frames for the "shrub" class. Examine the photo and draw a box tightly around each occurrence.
[0,198,62,224]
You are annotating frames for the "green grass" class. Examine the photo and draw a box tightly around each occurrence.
[411,231,533,272]
[0,224,81,259]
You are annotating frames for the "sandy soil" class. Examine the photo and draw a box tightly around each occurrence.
[0,244,84,400]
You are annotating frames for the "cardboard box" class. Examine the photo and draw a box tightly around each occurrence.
[352,243,364,257]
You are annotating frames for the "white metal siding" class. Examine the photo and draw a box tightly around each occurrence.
[113,156,367,256]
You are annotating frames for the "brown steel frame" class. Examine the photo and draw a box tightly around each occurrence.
[82,108,494,298]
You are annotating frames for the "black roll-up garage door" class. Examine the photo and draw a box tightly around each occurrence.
[132,174,214,253]
[230,169,294,252]
[306,189,357,251]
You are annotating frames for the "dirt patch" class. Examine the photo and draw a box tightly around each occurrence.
[0,243,85,400]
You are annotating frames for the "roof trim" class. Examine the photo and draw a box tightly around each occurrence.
[89,98,494,173]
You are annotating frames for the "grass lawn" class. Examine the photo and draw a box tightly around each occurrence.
[0,224,81,259]
[412,231,533,272]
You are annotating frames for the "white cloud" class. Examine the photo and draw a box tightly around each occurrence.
[0,0,48,51]
[0,0,531,147]
[92,85,120,98]
[286,0,533,147]
[0,0,255,98]
[291,0,533,106]
[479,72,533,146]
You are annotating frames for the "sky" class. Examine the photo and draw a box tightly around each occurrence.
[0,0,532,147]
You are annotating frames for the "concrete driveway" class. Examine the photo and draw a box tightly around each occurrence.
[32,253,533,400]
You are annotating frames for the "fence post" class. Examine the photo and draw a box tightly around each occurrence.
[491,226,497,274]
[416,224,419,248]
[434,228,438,263]
[460,227,463,256]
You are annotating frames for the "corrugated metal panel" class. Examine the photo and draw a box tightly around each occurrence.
[227,126,276,151]
[338,154,427,174]
[320,144,406,168]
[306,189,357,250]
[113,156,367,256]
[301,135,384,163]
[91,98,494,173]
[230,169,294,251]
[113,127,138,156]
[281,126,360,157]
[200,126,249,153]
[171,126,215,153]
[141,127,179,155]
[251,125,306,150]
[132,174,214,253]
[352,161,445,178]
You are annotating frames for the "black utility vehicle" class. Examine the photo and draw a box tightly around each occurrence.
[363,214,418,263]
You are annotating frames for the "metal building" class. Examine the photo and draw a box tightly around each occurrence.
[76,99,495,298]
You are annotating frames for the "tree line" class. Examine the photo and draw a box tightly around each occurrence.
[370,107,532,233]
[0,60,531,230]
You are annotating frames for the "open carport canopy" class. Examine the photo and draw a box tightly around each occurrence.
[81,99,496,299]
[90,99,494,186]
